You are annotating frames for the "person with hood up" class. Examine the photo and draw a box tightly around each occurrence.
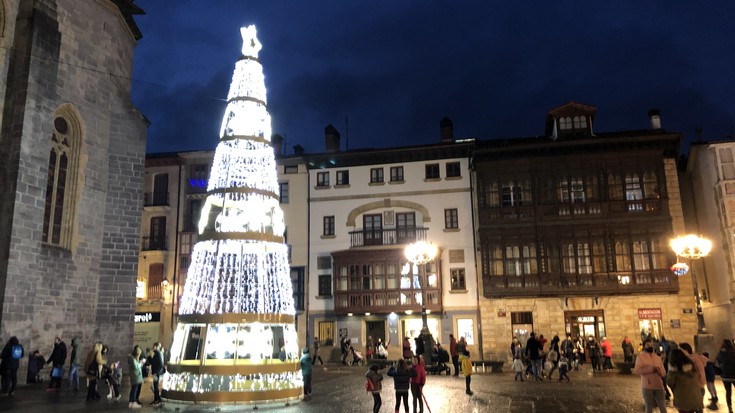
[410,355,426,413]
[300,347,312,401]
[46,336,67,391]
[388,358,416,413]
[0,336,23,395]
[667,348,704,413]
[366,364,383,413]
[68,337,81,391]
[633,337,667,413]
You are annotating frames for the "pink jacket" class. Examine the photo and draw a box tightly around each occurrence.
[634,351,665,389]
[686,352,707,388]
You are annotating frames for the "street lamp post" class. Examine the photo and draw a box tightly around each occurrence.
[670,234,714,353]
[405,241,438,365]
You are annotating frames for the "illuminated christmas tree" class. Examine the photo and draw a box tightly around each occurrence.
[161,25,301,404]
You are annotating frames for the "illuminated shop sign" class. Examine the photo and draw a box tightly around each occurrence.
[134,312,161,323]
[638,308,662,320]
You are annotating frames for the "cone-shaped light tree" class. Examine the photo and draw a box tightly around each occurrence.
[161,25,302,403]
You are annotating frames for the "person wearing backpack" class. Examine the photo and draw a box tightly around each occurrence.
[0,336,23,395]
[365,364,383,413]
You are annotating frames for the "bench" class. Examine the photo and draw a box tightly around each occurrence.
[616,361,635,374]
[472,360,504,373]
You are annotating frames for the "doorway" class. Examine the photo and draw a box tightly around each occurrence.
[564,310,606,340]
[366,320,385,349]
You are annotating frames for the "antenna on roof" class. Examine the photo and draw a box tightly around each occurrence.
[345,115,349,151]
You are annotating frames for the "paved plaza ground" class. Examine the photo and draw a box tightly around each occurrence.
[0,363,728,412]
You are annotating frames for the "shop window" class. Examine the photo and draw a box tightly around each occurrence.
[511,312,533,345]
[457,318,475,345]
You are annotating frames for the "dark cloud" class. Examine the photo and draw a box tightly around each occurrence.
[132,2,735,154]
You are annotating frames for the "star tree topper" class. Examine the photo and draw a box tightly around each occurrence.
[241,25,262,58]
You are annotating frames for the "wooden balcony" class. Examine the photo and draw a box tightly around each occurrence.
[479,199,666,223]
[349,227,428,248]
[334,288,442,315]
[483,269,678,298]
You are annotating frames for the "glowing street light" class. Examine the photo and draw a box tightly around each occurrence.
[670,234,712,334]
[404,241,438,364]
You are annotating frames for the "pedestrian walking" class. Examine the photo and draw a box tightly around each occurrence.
[702,352,718,410]
[410,355,426,413]
[716,339,735,413]
[0,336,23,395]
[449,334,459,377]
[512,355,524,382]
[83,341,104,401]
[558,354,570,382]
[633,337,667,413]
[311,336,323,366]
[667,348,704,413]
[300,347,312,401]
[461,350,473,395]
[587,336,601,371]
[601,336,613,370]
[387,358,416,413]
[46,336,67,391]
[525,332,543,380]
[547,346,559,380]
[127,345,143,409]
[68,337,81,391]
[365,364,383,413]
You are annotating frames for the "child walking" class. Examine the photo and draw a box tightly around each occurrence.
[366,364,383,413]
[703,352,718,409]
[461,350,473,396]
[513,356,524,382]
[558,355,570,381]
[388,359,416,413]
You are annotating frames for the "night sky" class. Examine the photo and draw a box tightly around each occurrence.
[131,1,735,155]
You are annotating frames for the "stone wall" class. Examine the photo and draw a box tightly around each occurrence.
[0,0,147,369]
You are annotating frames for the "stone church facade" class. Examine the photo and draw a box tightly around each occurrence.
[0,0,147,365]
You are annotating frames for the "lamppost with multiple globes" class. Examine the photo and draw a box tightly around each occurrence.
[670,234,713,350]
[404,241,439,365]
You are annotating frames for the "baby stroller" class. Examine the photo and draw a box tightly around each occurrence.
[426,346,451,375]
[350,346,364,366]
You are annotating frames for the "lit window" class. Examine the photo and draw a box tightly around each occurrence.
[559,117,573,130]
[625,174,643,211]
[501,185,523,207]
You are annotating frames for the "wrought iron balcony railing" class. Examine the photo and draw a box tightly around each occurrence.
[349,227,428,248]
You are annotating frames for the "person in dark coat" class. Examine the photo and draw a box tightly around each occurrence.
[387,358,417,413]
[622,337,635,363]
[414,335,425,357]
[525,332,543,380]
[68,337,81,391]
[0,336,23,395]
[716,339,735,413]
[26,350,46,383]
[46,336,67,390]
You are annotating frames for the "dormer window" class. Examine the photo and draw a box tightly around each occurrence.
[559,117,573,130]
[573,116,587,129]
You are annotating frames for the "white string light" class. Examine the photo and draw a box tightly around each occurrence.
[164,25,301,400]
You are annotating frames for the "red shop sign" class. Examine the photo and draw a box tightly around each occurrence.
[638,308,662,320]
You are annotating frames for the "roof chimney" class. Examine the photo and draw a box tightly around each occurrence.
[325,124,341,153]
[271,134,284,157]
[293,144,304,156]
[648,109,661,129]
[440,117,454,142]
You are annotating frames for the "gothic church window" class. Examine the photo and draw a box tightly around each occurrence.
[43,107,82,248]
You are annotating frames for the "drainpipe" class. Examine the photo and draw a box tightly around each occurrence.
[171,160,183,332]
[468,147,484,360]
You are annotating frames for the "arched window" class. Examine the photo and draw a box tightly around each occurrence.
[42,105,83,248]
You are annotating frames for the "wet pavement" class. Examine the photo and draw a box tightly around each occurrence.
[0,363,727,412]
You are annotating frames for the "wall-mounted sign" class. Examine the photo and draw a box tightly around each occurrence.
[682,308,694,314]
[575,316,595,323]
[134,312,161,323]
[670,319,681,328]
[497,308,506,317]
[638,308,662,320]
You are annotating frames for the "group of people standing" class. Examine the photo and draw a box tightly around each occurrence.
[634,337,735,413]
[0,335,166,410]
